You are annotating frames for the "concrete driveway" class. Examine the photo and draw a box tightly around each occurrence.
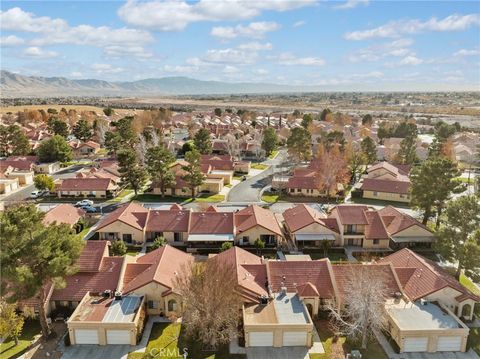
[61,344,132,359]
[389,349,480,359]
[246,346,309,359]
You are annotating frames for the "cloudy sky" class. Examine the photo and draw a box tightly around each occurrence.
[1,0,479,90]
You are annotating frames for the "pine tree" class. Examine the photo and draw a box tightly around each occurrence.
[261,127,278,157]
[360,136,377,164]
[73,119,92,141]
[117,149,147,195]
[193,128,212,155]
[182,149,205,197]
[286,127,312,162]
[146,145,176,197]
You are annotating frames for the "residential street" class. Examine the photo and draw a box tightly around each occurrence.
[227,149,289,203]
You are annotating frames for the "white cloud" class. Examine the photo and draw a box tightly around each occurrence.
[293,20,306,28]
[277,52,326,66]
[454,48,480,57]
[237,42,273,50]
[348,38,414,62]
[0,7,152,51]
[0,35,25,46]
[222,65,239,74]
[335,0,369,10]
[211,22,280,40]
[399,55,424,66]
[70,71,83,78]
[91,63,125,74]
[204,48,257,64]
[118,0,316,31]
[163,65,198,74]
[345,13,480,40]
[23,46,58,58]
[104,45,153,59]
[253,68,269,75]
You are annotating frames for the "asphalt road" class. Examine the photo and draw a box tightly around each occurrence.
[0,165,84,204]
[227,149,289,203]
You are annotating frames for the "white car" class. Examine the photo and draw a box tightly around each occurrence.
[75,199,94,207]
[30,190,46,199]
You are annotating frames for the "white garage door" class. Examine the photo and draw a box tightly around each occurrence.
[249,332,274,347]
[404,337,428,352]
[74,329,99,344]
[106,330,131,345]
[283,331,307,346]
[437,336,462,352]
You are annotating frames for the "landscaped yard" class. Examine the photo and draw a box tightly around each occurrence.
[132,194,191,203]
[194,194,225,203]
[250,163,269,170]
[459,273,480,296]
[75,224,92,240]
[106,189,134,203]
[0,320,41,359]
[126,246,141,256]
[308,252,348,262]
[267,150,278,159]
[128,323,246,359]
[261,191,279,203]
[311,320,387,359]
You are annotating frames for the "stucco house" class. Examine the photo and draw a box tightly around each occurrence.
[145,204,190,245]
[235,205,283,246]
[283,204,341,247]
[43,204,86,231]
[56,177,119,198]
[360,162,411,203]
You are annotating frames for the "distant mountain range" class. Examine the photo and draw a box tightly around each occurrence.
[1,70,477,97]
[0,70,310,97]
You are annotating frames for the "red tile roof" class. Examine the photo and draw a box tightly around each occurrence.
[368,162,409,177]
[267,259,335,299]
[364,211,390,239]
[297,282,320,297]
[59,178,115,191]
[122,245,194,294]
[332,263,402,302]
[378,206,432,236]
[211,246,268,301]
[189,212,234,234]
[283,204,339,233]
[330,204,370,225]
[378,248,480,302]
[146,209,190,233]
[96,202,148,231]
[235,205,283,236]
[361,178,410,195]
[43,204,85,227]
[77,241,109,272]
[200,154,235,171]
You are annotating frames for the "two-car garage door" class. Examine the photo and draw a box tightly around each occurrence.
[404,336,462,352]
[73,329,131,345]
[249,331,308,347]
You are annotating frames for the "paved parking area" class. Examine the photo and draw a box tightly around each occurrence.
[61,344,132,359]
[390,349,480,359]
[246,347,309,359]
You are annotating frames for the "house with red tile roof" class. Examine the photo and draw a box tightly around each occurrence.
[378,206,435,249]
[119,245,194,317]
[43,204,85,230]
[95,202,149,245]
[145,204,191,245]
[283,204,341,247]
[378,248,480,321]
[360,161,411,203]
[328,204,391,250]
[235,205,283,246]
[56,177,118,198]
[188,210,235,244]
[69,140,101,157]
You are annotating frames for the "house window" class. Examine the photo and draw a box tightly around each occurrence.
[174,232,182,242]
[242,236,249,244]
[123,234,133,243]
[346,224,357,234]
[373,191,378,197]
[168,299,177,312]
[290,188,294,193]
[147,300,158,309]
[373,239,380,245]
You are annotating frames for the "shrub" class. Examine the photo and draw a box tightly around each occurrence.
[110,240,127,256]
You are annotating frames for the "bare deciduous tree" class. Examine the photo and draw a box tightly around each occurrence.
[326,266,389,349]
[135,133,147,165]
[174,259,242,349]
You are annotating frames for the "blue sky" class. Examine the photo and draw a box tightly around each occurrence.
[1,0,479,90]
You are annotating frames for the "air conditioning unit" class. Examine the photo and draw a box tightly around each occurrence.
[114,291,123,301]
[420,298,428,306]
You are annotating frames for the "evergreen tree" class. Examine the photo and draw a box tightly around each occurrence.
[301,114,313,129]
[193,128,212,155]
[146,145,176,197]
[104,131,122,155]
[33,174,55,192]
[117,149,147,195]
[37,135,73,162]
[286,127,312,162]
[51,120,69,138]
[0,204,84,336]
[73,119,92,141]
[360,136,377,164]
[261,127,278,157]
[110,240,127,256]
[395,135,418,164]
[182,149,205,197]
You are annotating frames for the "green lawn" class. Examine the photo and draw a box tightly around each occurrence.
[311,320,387,359]
[457,177,474,184]
[267,150,279,159]
[128,323,246,359]
[261,192,279,203]
[126,246,141,256]
[0,320,41,359]
[106,189,134,203]
[194,194,225,203]
[459,273,480,296]
[308,252,348,262]
[132,194,191,203]
[250,163,269,170]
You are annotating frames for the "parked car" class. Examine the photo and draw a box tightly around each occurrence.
[81,205,97,213]
[30,190,46,199]
[241,175,247,181]
[75,199,94,207]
